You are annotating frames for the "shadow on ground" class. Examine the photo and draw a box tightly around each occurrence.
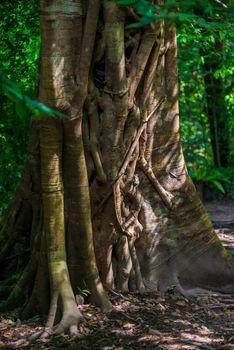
[0,200,233,350]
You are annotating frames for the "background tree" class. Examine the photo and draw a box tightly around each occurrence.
[177,0,234,196]
[198,1,232,168]
[0,0,234,337]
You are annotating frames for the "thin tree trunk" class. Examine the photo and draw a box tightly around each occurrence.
[203,43,229,167]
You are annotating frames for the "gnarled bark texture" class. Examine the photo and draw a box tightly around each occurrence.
[0,0,234,335]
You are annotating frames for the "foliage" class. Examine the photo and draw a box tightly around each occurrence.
[1,70,65,120]
[117,0,233,28]
[177,1,234,195]
[0,0,40,214]
[190,166,232,194]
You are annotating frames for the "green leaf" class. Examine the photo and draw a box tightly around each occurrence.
[117,0,138,5]
[1,69,65,120]
[15,100,29,121]
[212,180,225,193]
[7,319,14,325]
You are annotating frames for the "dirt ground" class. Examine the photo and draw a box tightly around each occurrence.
[205,199,234,256]
[0,200,233,350]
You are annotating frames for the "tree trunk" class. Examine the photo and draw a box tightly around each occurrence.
[203,41,230,167]
[0,0,234,336]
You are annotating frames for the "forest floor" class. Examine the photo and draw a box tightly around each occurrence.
[0,200,234,350]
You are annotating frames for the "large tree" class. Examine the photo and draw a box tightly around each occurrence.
[0,0,234,337]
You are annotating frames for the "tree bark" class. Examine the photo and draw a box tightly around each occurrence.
[0,0,234,336]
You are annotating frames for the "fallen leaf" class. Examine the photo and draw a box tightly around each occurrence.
[122,322,134,330]
[7,320,14,325]
[148,328,162,336]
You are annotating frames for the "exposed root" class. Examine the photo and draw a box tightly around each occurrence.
[115,235,132,291]
[46,290,59,328]
[6,308,83,349]
[52,308,83,335]
[128,238,145,292]
[40,309,82,338]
